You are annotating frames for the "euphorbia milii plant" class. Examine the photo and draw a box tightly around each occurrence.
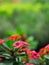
[0,35,49,65]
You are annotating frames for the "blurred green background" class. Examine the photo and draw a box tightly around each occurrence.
[0,0,49,51]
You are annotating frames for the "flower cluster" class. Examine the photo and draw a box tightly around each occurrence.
[38,44,49,55]
[0,35,49,65]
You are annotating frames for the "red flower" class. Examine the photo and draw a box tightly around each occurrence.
[20,48,27,52]
[20,48,31,57]
[0,58,3,62]
[26,49,39,60]
[20,48,32,60]
[23,41,29,46]
[13,41,23,48]
[26,49,33,60]
[31,50,40,59]
[45,44,49,52]
[38,48,47,55]
[7,35,21,41]
[13,41,29,49]
[26,63,34,65]
[0,39,4,44]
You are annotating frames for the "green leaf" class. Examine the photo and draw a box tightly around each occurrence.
[19,52,26,56]
[2,43,10,49]
[27,36,34,42]
[0,62,13,65]
[27,36,38,49]
[5,40,14,49]
[44,54,49,60]
[16,26,24,35]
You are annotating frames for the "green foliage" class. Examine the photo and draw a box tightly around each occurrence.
[0,3,49,49]
[0,1,49,65]
[27,36,38,49]
[0,63,13,65]
[0,3,49,38]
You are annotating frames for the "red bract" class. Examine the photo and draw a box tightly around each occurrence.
[13,41,23,48]
[31,51,40,59]
[38,44,49,55]
[38,48,47,55]
[26,49,33,60]
[45,44,49,52]
[13,41,29,49]
[7,35,21,41]
[20,48,27,52]
[0,58,3,62]
[21,48,39,60]
[26,63,34,65]
[0,39,4,44]
[23,41,29,46]
[20,48,33,60]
